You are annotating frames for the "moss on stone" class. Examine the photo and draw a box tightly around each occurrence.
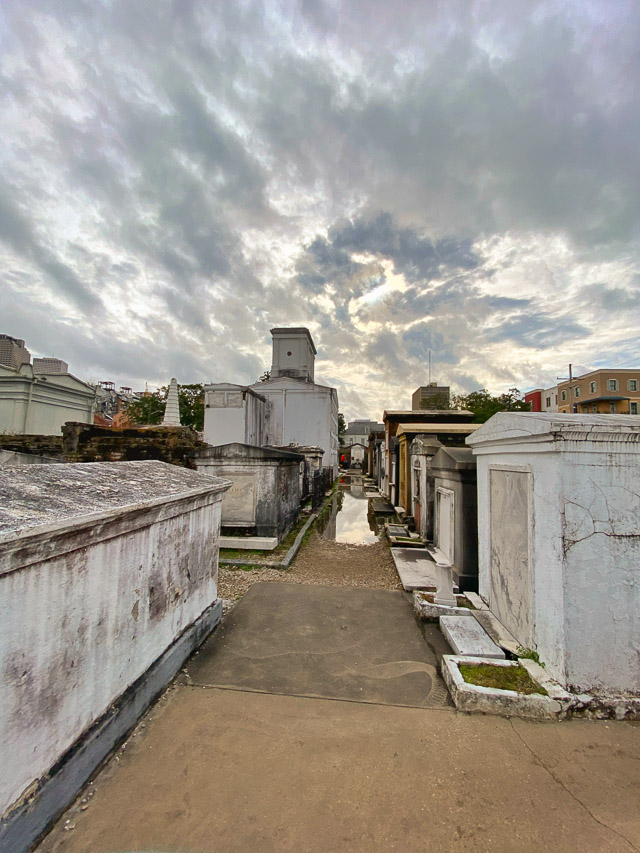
[458,663,547,695]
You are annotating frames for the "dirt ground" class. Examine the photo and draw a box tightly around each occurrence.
[218,529,401,600]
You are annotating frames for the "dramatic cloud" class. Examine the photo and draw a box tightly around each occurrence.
[1,0,639,420]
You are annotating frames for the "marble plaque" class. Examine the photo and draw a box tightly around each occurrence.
[221,473,257,524]
[208,391,226,407]
[436,487,454,564]
[225,392,243,407]
[489,468,533,647]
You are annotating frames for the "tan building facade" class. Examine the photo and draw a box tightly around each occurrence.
[558,369,640,415]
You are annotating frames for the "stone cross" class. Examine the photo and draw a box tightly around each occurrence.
[162,378,182,426]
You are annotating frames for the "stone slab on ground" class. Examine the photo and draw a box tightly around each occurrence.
[390,547,441,591]
[185,582,451,708]
[386,523,409,537]
[220,535,278,550]
[473,608,521,655]
[464,591,489,610]
[36,688,640,853]
[371,498,395,514]
[440,615,505,658]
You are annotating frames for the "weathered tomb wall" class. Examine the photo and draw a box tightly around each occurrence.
[0,461,229,821]
[194,443,302,539]
[0,424,206,469]
[431,447,478,592]
[0,433,64,458]
[469,413,640,694]
[62,422,205,467]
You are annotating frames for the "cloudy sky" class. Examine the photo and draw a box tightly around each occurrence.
[2,0,639,420]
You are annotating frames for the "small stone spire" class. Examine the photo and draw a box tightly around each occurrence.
[162,378,181,426]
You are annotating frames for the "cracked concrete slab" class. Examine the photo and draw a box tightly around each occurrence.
[37,689,640,853]
[185,582,452,708]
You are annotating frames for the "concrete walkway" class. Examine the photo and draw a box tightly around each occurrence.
[38,583,640,853]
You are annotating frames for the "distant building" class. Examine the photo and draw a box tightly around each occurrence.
[412,383,450,409]
[0,334,31,370]
[558,369,639,415]
[342,419,384,447]
[94,382,138,424]
[33,357,69,374]
[0,362,96,435]
[525,385,558,413]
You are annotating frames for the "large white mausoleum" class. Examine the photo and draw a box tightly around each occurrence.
[204,328,339,474]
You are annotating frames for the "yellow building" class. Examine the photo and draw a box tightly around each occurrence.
[558,369,640,415]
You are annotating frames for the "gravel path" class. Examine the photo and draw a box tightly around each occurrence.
[218,529,401,601]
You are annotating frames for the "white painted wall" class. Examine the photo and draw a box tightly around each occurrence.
[271,329,315,382]
[350,443,366,464]
[469,413,640,694]
[250,377,339,474]
[203,384,265,447]
[0,462,229,818]
[0,364,96,436]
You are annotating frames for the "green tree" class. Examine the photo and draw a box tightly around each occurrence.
[258,370,271,382]
[452,388,529,423]
[177,383,205,431]
[125,383,205,431]
[125,391,164,426]
[338,412,346,446]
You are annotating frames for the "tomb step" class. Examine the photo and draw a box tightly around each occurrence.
[439,615,505,659]
[220,536,278,551]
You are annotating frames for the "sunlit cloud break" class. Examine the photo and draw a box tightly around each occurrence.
[1,0,639,421]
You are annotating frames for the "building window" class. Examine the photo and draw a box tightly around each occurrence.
[631,402,638,415]
[561,390,567,401]
[574,386,581,397]
[610,403,616,413]
[608,379,618,391]
[589,381,597,393]
[628,379,638,391]
[592,405,598,413]
[545,397,551,407]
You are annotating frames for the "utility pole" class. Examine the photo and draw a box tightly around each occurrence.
[557,363,574,413]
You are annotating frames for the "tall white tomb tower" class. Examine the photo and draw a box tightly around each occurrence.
[270,327,316,383]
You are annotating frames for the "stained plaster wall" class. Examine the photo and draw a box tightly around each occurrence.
[0,461,229,819]
[0,364,96,436]
[249,378,339,475]
[409,438,441,541]
[431,449,478,592]
[203,385,265,447]
[469,413,640,694]
[194,448,301,539]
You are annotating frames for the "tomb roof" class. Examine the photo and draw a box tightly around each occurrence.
[430,446,476,470]
[195,442,304,462]
[0,461,228,542]
[396,423,481,437]
[383,409,474,423]
[467,411,640,448]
